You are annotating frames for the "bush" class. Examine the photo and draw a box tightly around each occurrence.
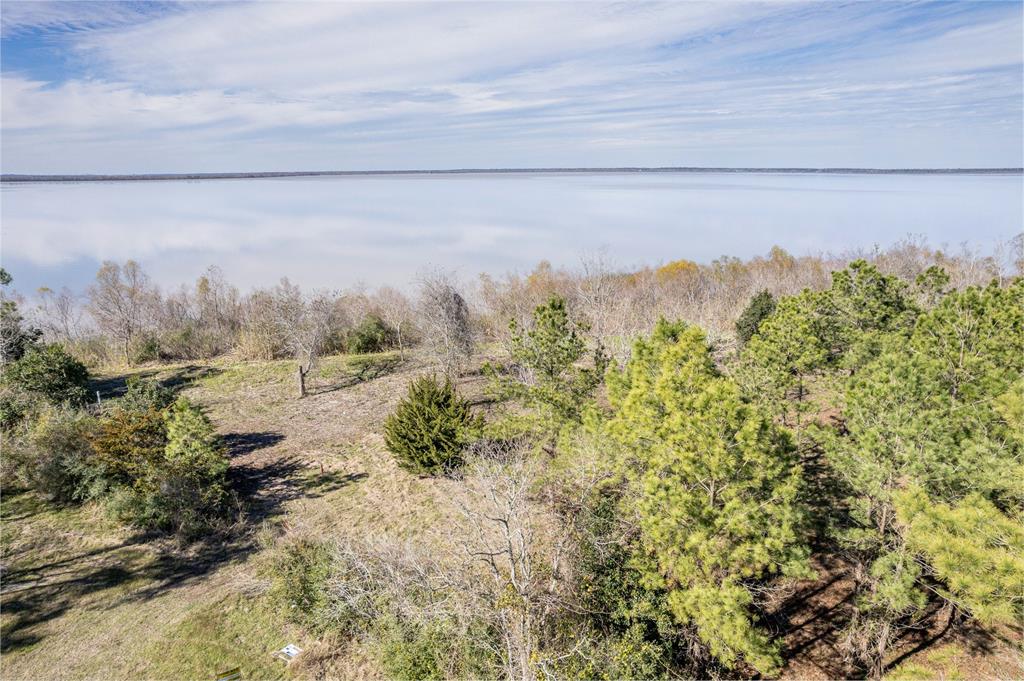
[3,343,89,405]
[91,405,168,484]
[130,335,162,365]
[384,376,481,475]
[734,289,776,345]
[0,384,38,432]
[266,533,499,678]
[119,376,176,413]
[347,315,397,354]
[376,617,487,681]
[110,399,229,535]
[11,406,100,503]
[268,536,338,632]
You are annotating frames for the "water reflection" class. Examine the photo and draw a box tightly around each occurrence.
[2,172,1020,292]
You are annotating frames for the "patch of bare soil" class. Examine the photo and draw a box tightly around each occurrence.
[772,553,1023,680]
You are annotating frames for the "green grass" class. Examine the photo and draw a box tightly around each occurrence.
[142,592,301,681]
[197,352,401,395]
[887,644,966,681]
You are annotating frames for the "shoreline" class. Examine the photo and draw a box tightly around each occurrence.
[3,166,1022,183]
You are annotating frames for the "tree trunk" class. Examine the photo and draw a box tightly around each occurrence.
[870,621,891,680]
[297,364,306,398]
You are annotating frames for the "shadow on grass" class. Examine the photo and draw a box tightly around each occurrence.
[0,427,366,656]
[90,364,223,402]
[309,355,403,396]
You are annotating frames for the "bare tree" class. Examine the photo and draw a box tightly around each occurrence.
[270,279,337,397]
[372,286,415,359]
[576,248,619,342]
[87,260,156,365]
[34,286,82,342]
[459,456,570,681]
[417,269,474,376]
[195,265,241,351]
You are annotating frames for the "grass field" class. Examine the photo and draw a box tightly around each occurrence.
[2,352,1020,680]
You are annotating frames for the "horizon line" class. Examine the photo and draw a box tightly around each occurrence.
[2,166,1022,183]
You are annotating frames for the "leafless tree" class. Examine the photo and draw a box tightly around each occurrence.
[195,265,241,348]
[87,260,156,364]
[372,286,415,359]
[270,279,338,397]
[417,269,474,376]
[458,456,571,681]
[34,286,82,342]
[576,248,619,342]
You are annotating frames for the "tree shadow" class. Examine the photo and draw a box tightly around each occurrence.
[229,455,367,522]
[309,355,403,395]
[0,427,366,655]
[222,431,285,457]
[90,364,222,402]
[770,553,859,679]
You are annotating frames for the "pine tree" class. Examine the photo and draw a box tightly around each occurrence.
[488,295,607,431]
[734,289,776,345]
[384,375,480,475]
[154,398,230,534]
[824,278,1024,677]
[606,319,811,675]
[737,292,827,426]
[896,485,1024,626]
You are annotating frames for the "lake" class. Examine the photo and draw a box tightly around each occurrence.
[1,172,1021,293]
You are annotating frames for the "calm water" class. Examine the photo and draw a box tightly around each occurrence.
[2,172,1021,293]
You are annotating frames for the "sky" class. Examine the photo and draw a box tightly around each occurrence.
[1,0,1022,173]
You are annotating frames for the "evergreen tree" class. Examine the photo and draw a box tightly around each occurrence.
[384,375,480,475]
[734,289,776,345]
[913,265,951,309]
[151,398,230,534]
[488,296,607,431]
[2,343,89,405]
[738,260,916,422]
[737,292,827,426]
[606,319,811,675]
[896,486,1024,626]
[0,268,43,363]
[824,279,1024,677]
[826,259,915,360]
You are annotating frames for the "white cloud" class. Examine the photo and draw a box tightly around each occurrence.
[1,1,1021,172]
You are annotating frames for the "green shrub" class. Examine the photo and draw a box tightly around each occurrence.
[91,405,168,484]
[145,398,230,534]
[92,394,228,534]
[130,335,162,364]
[0,384,38,432]
[734,289,776,345]
[347,315,397,354]
[384,376,480,475]
[267,536,338,632]
[111,399,229,535]
[3,343,89,405]
[119,376,176,412]
[376,618,451,681]
[11,406,100,503]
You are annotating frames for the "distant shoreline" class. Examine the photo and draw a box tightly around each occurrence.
[2,167,1022,183]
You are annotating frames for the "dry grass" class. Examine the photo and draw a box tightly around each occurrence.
[0,351,486,680]
[2,350,1021,680]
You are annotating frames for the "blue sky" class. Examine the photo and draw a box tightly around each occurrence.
[1,1,1022,172]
